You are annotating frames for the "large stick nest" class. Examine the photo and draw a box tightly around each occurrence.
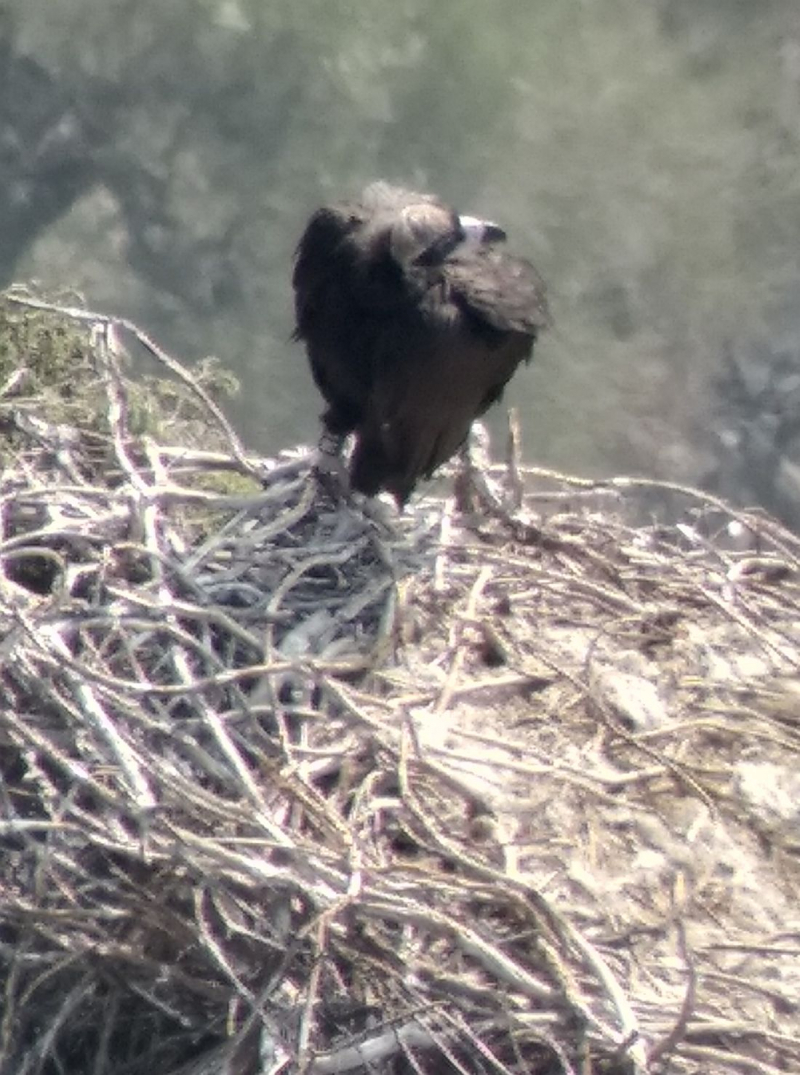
[0,294,798,1075]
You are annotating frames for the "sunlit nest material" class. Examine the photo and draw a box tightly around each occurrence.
[0,294,798,1075]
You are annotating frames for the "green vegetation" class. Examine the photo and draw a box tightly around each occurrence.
[0,296,240,463]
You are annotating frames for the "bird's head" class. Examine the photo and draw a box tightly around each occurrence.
[388,201,507,268]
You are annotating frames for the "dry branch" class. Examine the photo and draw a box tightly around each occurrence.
[0,293,797,1075]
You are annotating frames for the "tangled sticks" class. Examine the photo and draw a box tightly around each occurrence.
[0,293,798,1075]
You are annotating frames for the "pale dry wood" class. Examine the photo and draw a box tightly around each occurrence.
[0,295,797,1075]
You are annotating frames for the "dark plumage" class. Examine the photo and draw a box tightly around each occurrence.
[293,182,549,505]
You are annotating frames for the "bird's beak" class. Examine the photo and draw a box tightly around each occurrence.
[459,214,507,244]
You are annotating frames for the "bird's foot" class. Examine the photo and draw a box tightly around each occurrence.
[313,458,349,502]
[357,493,397,534]
[312,432,398,536]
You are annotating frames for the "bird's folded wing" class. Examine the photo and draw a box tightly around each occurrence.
[445,250,550,335]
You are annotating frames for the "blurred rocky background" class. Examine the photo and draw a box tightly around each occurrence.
[2,0,800,524]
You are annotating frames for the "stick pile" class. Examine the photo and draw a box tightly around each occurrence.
[0,295,797,1075]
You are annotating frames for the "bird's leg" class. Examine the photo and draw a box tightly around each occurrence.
[317,428,346,465]
[313,428,350,500]
[312,428,399,537]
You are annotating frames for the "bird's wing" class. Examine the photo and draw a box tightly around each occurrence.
[292,205,363,322]
[444,249,550,336]
[350,323,529,504]
[293,198,411,326]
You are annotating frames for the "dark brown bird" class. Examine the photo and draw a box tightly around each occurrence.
[292,182,549,505]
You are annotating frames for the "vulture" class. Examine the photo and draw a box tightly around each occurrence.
[292,181,549,505]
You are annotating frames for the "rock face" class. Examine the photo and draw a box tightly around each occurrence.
[0,36,94,279]
[706,340,800,530]
[292,182,549,504]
